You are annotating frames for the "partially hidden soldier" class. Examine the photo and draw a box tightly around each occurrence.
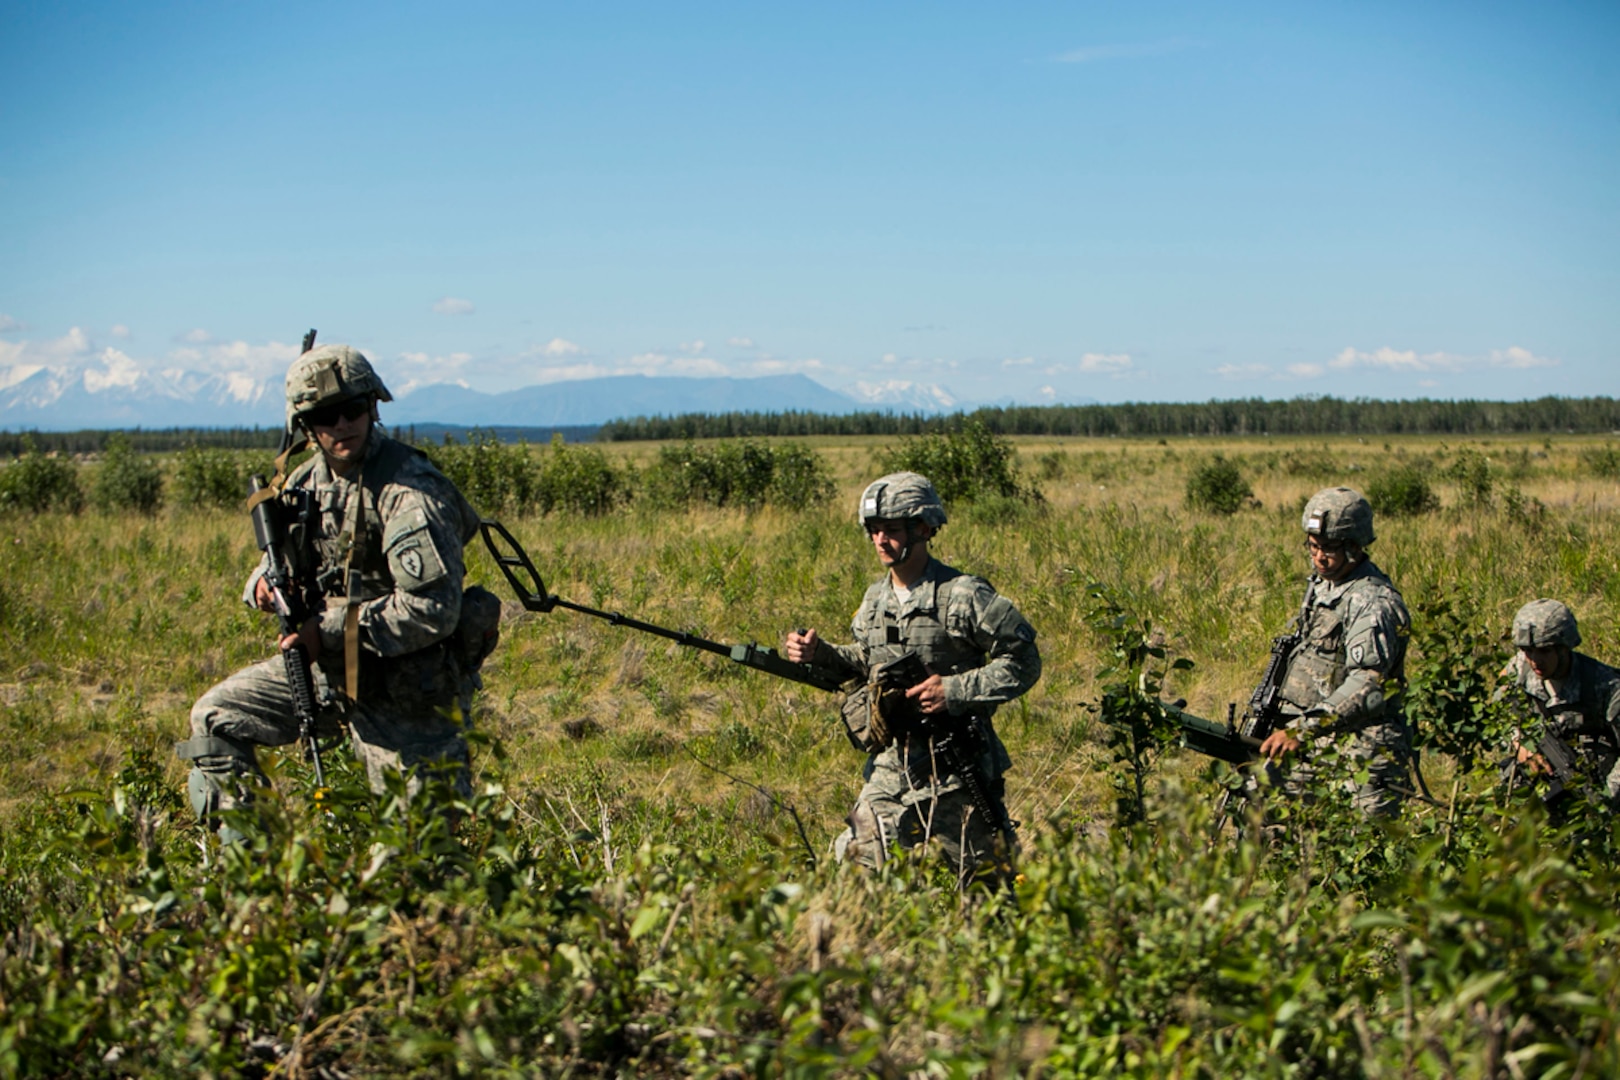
[1257,487,1412,816]
[175,343,500,838]
[1498,599,1620,808]
[783,472,1041,878]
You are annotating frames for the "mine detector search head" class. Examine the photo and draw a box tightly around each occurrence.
[477,520,847,693]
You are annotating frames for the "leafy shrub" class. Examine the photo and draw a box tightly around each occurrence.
[90,433,164,514]
[0,438,84,514]
[1086,585,1192,826]
[1405,592,1508,771]
[423,429,538,515]
[1443,447,1495,508]
[1578,443,1620,478]
[171,445,256,509]
[535,434,629,515]
[642,439,834,510]
[1184,454,1252,514]
[1364,464,1440,517]
[877,420,1035,505]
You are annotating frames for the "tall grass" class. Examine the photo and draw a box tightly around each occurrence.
[2,433,1619,1073]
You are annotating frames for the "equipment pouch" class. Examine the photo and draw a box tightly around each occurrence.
[839,682,889,753]
[453,585,503,672]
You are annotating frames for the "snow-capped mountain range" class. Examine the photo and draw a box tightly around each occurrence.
[0,355,966,431]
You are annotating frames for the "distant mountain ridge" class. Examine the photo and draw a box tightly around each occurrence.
[0,365,969,430]
[387,374,863,426]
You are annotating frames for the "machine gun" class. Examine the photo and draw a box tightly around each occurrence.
[870,651,1015,844]
[1198,580,1316,833]
[478,520,846,693]
[247,473,328,789]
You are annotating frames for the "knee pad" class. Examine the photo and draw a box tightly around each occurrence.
[186,766,222,821]
[842,799,889,869]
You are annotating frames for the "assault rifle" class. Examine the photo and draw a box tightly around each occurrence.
[248,473,327,789]
[871,650,1014,844]
[1499,688,1589,808]
[478,520,845,693]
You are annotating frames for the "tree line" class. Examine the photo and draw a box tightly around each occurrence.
[600,395,1620,441]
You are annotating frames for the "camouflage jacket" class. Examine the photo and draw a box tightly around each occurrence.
[813,557,1041,776]
[1504,650,1620,753]
[245,432,481,698]
[1278,558,1409,734]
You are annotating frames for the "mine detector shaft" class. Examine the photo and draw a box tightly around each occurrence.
[480,521,1015,842]
[478,520,847,693]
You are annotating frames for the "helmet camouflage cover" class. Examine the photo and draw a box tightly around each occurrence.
[1512,598,1581,649]
[285,344,392,428]
[1302,486,1375,547]
[858,472,947,528]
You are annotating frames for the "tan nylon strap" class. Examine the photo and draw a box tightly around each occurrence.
[343,463,365,701]
[243,435,307,512]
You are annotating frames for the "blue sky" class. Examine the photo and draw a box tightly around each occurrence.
[2,1,1616,412]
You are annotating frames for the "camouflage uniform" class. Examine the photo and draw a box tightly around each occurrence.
[808,473,1041,874]
[1272,488,1411,816]
[1501,599,1620,804]
[177,346,486,825]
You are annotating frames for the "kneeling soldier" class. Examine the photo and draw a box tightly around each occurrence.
[176,343,497,838]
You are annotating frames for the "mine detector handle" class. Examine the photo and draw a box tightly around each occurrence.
[248,473,327,790]
[478,520,847,693]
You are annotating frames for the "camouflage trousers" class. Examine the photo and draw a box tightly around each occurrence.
[1266,719,1411,817]
[180,655,471,815]
[834,742,1016,879]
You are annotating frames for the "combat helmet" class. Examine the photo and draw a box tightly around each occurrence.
[858,472,948,529]
[1301,487,1375,548]
[285,344,392,430]
[1512,599,1581,649]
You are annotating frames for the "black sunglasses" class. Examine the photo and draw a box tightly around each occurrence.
[304,398,371,428]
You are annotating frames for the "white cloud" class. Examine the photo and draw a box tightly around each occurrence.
[1287,362,1326,378]
[626,351,729,377]
[0,314,21,332]
[1077,352,1133,374]
[727,337,756,348]
[82,348,144,392]
[745,356,826,376]
[679,340,706,355]
[541,337,584,357]
[1038,385,1057,400]
[1329,345,1557,375]
[1056,38,1202,63]
[110,324,131,339]
[180,328,211,344]
[1214,363,1275,380]
[1489,346,1557,369]
[1002,356,1035,367]
[433,297,476,316]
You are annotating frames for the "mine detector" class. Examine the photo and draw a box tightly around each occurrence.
[478,520,846,693]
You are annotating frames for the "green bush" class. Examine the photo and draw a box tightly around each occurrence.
[535,434,629,515]
[90,433,164,514]
[171,445,257,509]
[1404,592,1508,772]
[1443,448,1495,508]
[0,438,84,514]
[642,439,834,510]
[877,420,1035,505]
[1578,443,1620,478]
[1365,465,1440,517]
[1184,454,1252,514]
[422,429,538,516]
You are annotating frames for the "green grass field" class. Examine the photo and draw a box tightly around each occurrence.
[2,432,1618,1076]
